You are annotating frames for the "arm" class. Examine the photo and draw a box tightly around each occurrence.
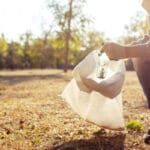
[102,40,150,60]
[125,42,150,58]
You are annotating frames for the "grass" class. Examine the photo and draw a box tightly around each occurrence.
[0,69,150,150]
[126,119,144,131]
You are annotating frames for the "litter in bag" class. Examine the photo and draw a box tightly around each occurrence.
[61,50,125,130]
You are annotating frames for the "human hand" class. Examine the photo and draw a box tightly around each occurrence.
[101,42,126,60]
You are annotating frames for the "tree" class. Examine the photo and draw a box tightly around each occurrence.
[48,0,89,72]
[119,11,148,44]
[20,32,33,68]
[0,34,8,68]
[69,30,105,67]
[81,30,104,51]
[118,11,148,71]
[6,41,22,69]
[40,32,55,68]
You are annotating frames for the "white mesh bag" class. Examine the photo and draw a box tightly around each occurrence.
[61,50,125,130]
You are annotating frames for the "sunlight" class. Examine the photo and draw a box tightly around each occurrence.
[0,0,146,40]
[0,0,48,40]
[86,0,146,39]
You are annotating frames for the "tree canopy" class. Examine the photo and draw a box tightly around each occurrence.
[0,8,147,70]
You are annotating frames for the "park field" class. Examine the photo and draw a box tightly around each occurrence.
[0,69,150,150]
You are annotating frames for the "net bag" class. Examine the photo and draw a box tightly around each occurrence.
[61,50,125,130]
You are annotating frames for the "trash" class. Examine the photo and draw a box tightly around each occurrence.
[61,50,125,130]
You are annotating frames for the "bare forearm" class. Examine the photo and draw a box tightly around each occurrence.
[102,37,150,60]
[125,43,150,58]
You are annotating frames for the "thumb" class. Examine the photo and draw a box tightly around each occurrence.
[101,42,111,52]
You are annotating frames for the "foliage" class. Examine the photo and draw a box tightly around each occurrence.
[0,10,148,70]
[5,42,22,69]
[0,34,8,68]
[0,30,105,69]
[48,0,90,72]
[119,11,148,44]
[126,119,144,131]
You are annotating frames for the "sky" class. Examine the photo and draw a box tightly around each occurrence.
[0,0,147,41]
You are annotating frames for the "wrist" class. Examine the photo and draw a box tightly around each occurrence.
[124,45,142,58]
[124,47,130,58]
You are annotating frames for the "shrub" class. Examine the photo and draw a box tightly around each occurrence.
[126,119,144,131]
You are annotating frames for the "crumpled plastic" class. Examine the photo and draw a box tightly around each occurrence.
[61,50,126,130]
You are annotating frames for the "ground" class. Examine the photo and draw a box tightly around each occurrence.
[0,69,149,150]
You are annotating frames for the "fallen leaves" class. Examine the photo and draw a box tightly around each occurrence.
[0,70,149,150]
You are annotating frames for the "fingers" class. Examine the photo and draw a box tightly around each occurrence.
[101,42,112,52]
[100,42,105,52]
[100,42,105,53]
[101,42,117,60]
[100,42,126,60]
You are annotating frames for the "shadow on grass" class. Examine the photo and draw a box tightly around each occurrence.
[0,74,70,85]
[47,131,126,150]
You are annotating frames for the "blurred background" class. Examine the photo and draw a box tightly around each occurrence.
[0,0,148,71]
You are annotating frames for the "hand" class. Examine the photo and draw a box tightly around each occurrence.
[101,42,126,60]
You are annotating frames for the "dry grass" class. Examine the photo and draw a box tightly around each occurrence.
[0,69,150,150]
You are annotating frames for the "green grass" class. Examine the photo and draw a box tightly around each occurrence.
[126,119,144,131]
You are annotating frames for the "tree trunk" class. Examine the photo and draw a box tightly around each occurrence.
[64,0,73,72]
